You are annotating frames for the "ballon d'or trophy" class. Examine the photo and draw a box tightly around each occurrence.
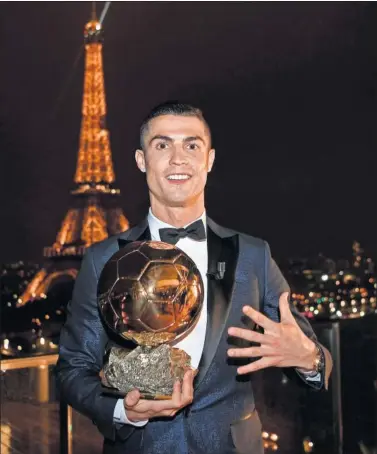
[98,241,204,400]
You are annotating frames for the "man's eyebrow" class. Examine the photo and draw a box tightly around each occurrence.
[183,136,205,144]
[148,135,173,145]
[148,135,206,146]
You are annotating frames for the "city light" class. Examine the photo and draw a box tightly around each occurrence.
[262,432,279,451]
[285,241,376,321]
[303,437,314,453]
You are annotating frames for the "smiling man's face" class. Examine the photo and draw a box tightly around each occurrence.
[135,114,215,210]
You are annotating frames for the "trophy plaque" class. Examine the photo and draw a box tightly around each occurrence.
[98,240,204,400]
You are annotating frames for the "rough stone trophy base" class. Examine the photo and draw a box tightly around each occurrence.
[102,345,195,400]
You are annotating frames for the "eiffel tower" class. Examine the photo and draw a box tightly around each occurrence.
[18,13,128,306]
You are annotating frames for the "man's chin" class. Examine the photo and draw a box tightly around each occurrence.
[165,200,191,208]
[164,196,199,208]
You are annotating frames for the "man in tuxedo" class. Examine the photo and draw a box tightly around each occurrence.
[56,101,333,454]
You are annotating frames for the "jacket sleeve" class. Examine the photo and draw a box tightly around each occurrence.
[262,241,333,390]
[55,246,134,441]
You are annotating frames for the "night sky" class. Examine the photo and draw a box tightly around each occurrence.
[1,2,376,264]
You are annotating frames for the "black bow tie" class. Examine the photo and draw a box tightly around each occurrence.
[159,219,206,245]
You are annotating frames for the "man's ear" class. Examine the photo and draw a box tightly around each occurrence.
[207,148,216,172]
[135,149,146,173]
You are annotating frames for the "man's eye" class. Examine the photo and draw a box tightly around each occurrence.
[156,142,169,150]
[187,143,199,151]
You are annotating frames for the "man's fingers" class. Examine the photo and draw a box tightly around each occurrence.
[127,394,177,417]
[125,372,194,421]
[241,306,278,332]
[170,379,183,407]
[237,356,280,375]
[171,370,194,407]
[228,346,273,358]
[279,292,295,323]
[228,327,273,344]
[181,370,194,404]
[160,409,177,418]
[124,389,141,408]
[160,371,194,412]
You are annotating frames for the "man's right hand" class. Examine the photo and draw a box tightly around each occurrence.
[124,369,194,422]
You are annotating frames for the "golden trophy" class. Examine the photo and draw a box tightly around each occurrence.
[98,241,204,399]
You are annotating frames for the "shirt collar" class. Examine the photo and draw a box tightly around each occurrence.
[147,208,207,240]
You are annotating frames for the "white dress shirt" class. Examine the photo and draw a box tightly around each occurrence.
[113,209,208,426]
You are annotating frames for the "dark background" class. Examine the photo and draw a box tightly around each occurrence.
[1,2,376,263]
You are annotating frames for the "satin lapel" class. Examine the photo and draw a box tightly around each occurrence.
[194,225,239,389]
[117,218,151,249]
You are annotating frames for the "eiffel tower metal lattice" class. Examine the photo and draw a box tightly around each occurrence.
[19,15,128,306]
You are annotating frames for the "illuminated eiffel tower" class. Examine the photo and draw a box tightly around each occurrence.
[19,14,128,306]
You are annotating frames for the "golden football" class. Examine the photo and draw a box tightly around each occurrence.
[97,241,204,346]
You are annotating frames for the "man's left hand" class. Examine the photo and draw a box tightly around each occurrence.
[227,292,317,374]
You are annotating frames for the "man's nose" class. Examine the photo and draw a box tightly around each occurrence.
[169,146,187,165]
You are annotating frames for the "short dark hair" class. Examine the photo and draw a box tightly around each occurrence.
[139,101,211,149]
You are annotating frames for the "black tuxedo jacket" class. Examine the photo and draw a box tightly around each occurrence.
[56,217,332,454]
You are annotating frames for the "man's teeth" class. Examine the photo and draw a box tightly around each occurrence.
[167,174,190,180]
